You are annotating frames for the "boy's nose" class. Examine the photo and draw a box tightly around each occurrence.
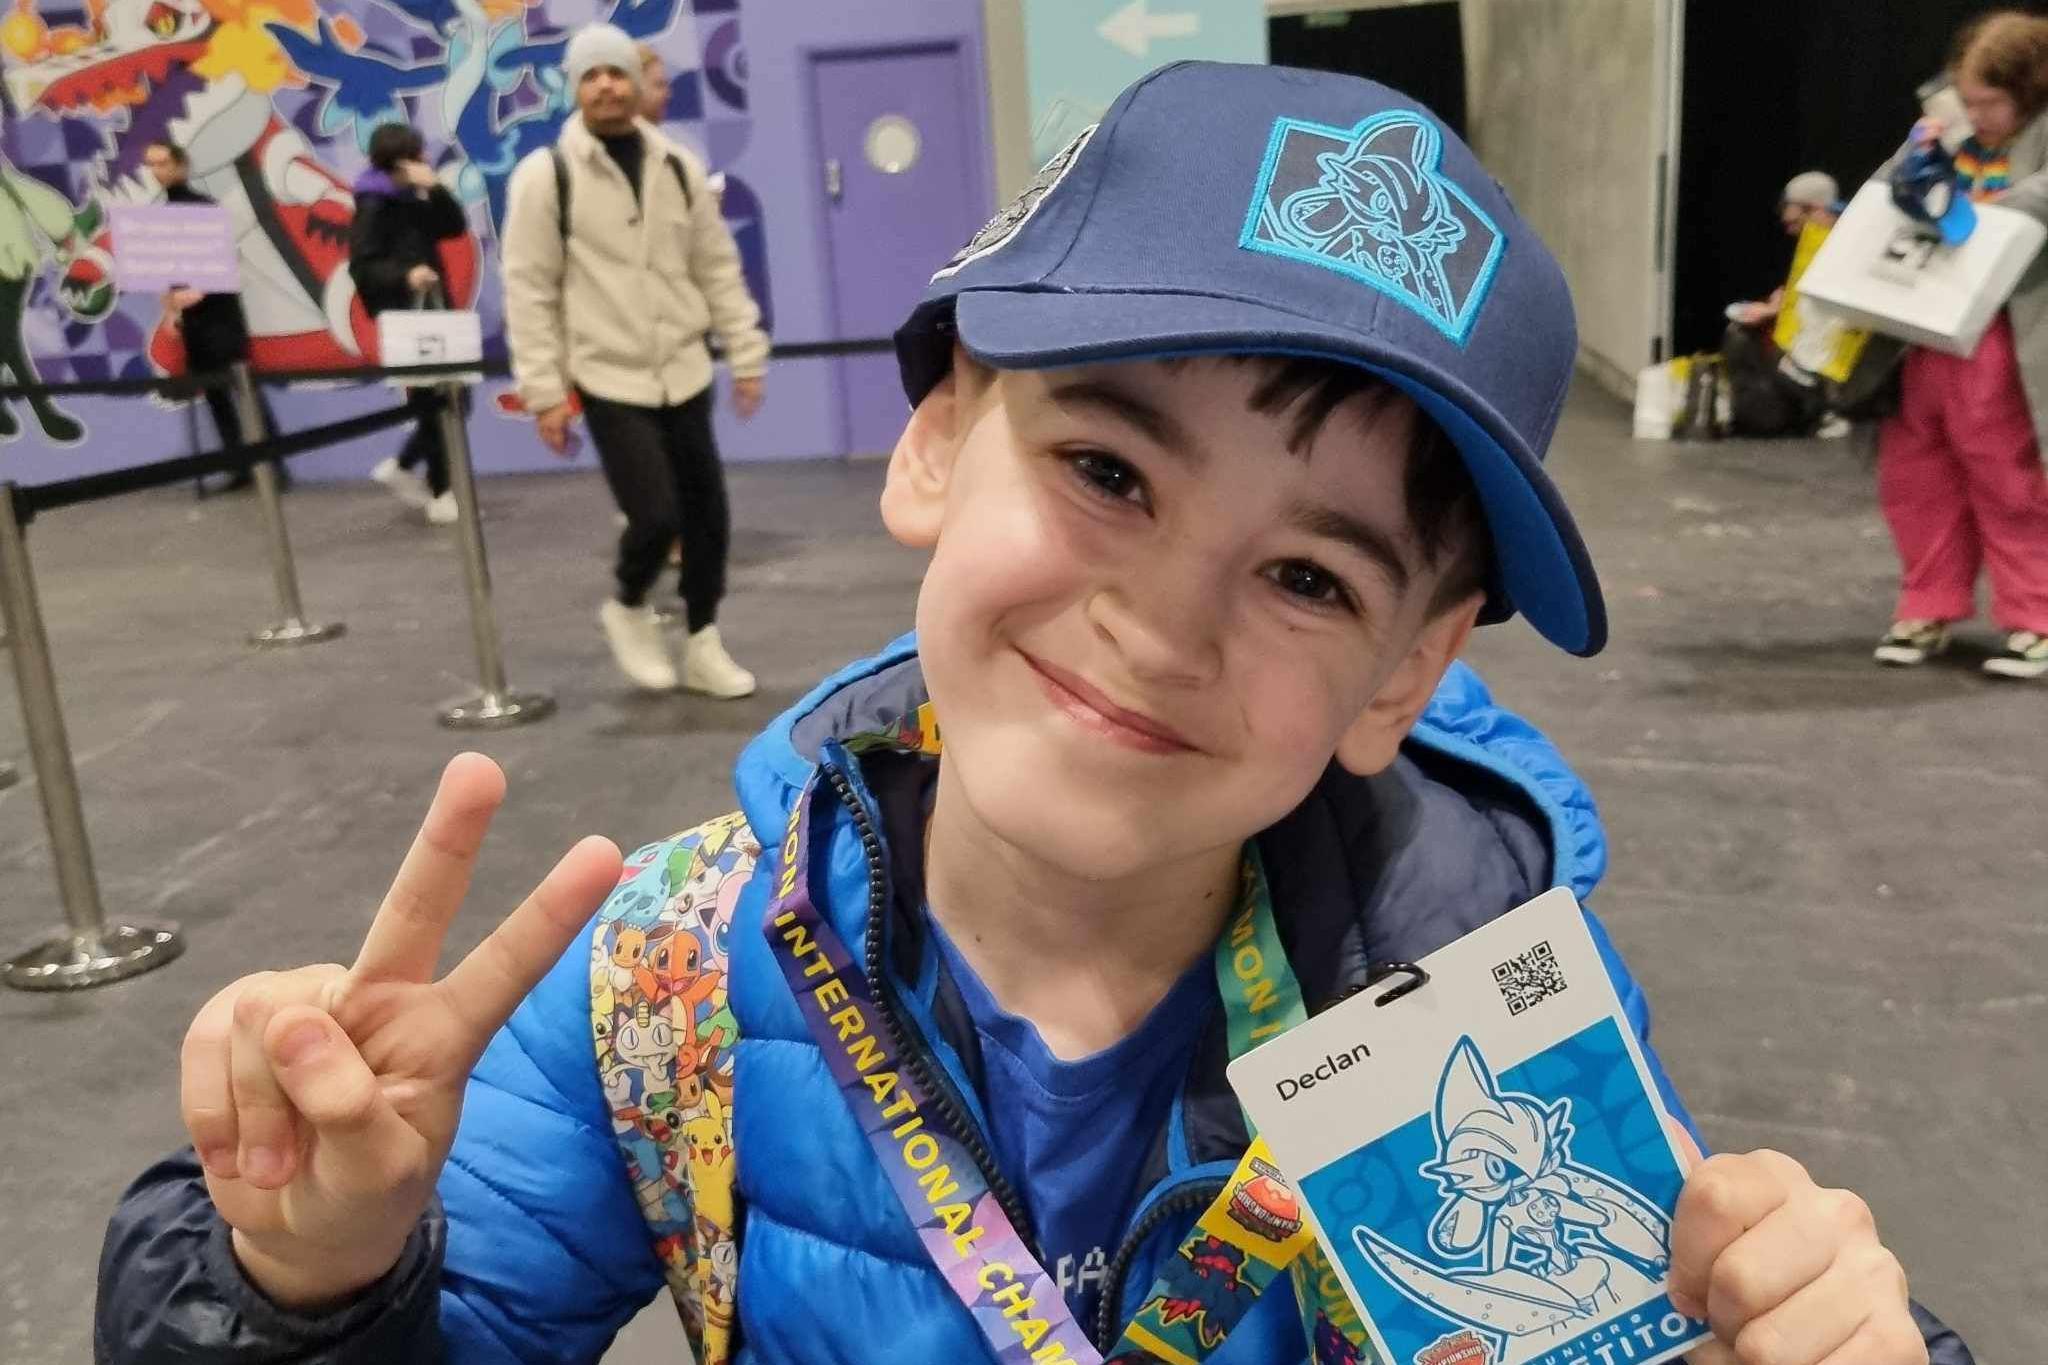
[1085,572,1225,690]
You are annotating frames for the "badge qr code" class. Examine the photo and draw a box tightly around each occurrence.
[1228,889,1711,1365]
[1492,940,1566,1015]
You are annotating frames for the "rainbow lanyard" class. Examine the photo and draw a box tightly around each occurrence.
[764,773,1380,1365]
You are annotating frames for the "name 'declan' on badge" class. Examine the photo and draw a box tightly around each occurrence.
[1274,1041,1372,1101]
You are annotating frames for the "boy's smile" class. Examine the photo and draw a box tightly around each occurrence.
[1018,648,1198,755]
[884,352,1483,887]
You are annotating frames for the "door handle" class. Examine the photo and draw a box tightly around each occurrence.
[824,158,843,203]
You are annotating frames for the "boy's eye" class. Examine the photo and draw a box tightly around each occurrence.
[1067,450,1148,506]
[1265,559,1351,610]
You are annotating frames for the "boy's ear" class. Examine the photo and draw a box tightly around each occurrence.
[1333,593,1485,777]
[880,356,975,550]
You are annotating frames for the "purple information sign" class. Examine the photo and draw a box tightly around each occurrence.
[109,203,241,294]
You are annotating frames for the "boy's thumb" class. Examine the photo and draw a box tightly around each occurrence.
[1666,1116,1704,1175]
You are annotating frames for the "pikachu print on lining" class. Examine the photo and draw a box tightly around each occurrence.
[592,810,760,1365]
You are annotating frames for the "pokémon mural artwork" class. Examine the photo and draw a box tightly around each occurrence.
[0,0,765,449]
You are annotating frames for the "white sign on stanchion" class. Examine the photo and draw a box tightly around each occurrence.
[378,310,484,385]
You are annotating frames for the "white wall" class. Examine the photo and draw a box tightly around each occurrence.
[1463,0,1678,394]
[983,0,1035,200]
[982,0,1267,197]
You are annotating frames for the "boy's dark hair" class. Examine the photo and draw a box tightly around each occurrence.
[367,124,425,173]
[1185,356,1492,614]
[146,141,189,168]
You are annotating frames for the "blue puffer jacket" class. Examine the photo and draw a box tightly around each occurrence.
[93,637,1978,1365]
[719,638,1685,1365]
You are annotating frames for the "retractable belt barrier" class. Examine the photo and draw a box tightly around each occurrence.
[0,335,897,403]
[0,336,896,990]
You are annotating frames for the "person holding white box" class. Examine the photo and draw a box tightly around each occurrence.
[1872,11,2048,679]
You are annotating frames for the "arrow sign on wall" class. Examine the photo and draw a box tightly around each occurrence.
[1097,0,1202,58]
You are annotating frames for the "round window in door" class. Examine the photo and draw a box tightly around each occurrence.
[863,115,922,175]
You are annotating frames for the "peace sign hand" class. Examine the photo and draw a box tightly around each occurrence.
[179,754,623,1309]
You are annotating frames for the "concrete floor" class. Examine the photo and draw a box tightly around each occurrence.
[0,384,2037,1364]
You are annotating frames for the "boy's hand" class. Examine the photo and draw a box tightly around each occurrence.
[179,754,622,1309]
[1668,1127,1926,1365]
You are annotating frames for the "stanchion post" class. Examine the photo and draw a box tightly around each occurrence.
[0,484,183,990]
[0,625,14,790]
[233,364,344,648]
[434,381,553,729]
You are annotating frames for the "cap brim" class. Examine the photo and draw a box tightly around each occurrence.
[948,288,1607,656]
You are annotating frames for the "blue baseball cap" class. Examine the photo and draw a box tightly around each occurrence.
[1891,142,1977,246]
[896,62,1606,656]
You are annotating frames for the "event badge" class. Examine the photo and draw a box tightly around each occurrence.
[1227,888,1712,1365]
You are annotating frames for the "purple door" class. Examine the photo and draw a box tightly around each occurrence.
[809,43,985,455]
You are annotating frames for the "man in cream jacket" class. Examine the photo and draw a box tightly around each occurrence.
[503,23,769,696]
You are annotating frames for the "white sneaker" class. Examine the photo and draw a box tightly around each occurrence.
[371,457,432,510]
[1816,414,1851,440]
[1873,619,1950,667]
[1983,629,2048,680]
[600,600,679,690]
[425,491,459,525]
[683,624,756,698]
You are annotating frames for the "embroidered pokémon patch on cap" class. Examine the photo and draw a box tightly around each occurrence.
[1241,112,1505,346]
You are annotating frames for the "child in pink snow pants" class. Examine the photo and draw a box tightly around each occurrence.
[1875,10,2048,680]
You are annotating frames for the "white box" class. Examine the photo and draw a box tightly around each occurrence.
[376,309,483,384]
[1796,181,2045,357]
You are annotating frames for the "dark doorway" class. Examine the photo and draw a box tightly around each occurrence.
[1671,1,2037,355]
[1268,4,1468,140]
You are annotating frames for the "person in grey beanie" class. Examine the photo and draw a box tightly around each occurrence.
[1719,169,1853,439]
[502,22,769,697]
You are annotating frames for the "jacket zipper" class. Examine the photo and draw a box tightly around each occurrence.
[820,764,1044,1261]
[1091,1176,1228,1349]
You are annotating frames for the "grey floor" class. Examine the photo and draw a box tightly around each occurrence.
[0,384,2038,1364]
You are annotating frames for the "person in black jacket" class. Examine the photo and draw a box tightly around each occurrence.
[348,124,469,525]
[145,141,285,495]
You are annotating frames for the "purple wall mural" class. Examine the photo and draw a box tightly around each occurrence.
[0,0,991,486]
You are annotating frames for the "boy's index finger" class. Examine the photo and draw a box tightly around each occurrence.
[437,835,623,1056]
[352,754,507,985]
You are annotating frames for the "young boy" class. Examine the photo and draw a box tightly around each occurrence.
[97,64,1968,1365]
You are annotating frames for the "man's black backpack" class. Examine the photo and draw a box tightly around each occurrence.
[548,143,692,241]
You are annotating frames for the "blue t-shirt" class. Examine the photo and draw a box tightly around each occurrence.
[870,752,1219,1327]
[930,920,1217,1326]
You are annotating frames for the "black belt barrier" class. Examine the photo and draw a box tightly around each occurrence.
[13,398,424,520]
[0,335,897,402]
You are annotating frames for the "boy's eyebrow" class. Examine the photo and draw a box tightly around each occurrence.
[1045,378,1196,458]
[1286,501,1412,596]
